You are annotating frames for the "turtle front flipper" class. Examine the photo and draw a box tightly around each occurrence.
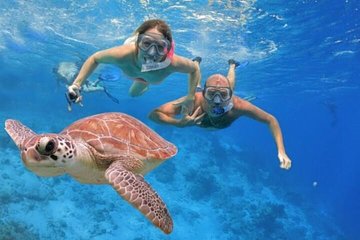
[105,161,173,234]
[5,119,36,149]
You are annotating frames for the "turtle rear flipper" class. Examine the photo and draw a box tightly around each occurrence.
[105,161,173,234]
[5,119,36,149]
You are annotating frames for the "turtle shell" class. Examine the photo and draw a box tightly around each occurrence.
[60,112,177,160]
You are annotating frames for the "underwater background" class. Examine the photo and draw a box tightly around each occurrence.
[0,0,359,239]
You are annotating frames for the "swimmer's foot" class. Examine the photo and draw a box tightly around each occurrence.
[228,59,240,67]
[192,56,202,64]
[228,59,249,69]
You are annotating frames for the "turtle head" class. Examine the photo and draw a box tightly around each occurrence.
[21,134,77,177]
[5,119,75,177]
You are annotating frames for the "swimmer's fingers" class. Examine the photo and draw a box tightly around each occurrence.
[76,96,84,107]
[278,153,292,170]
[68,84,81,100]
[285,159,292,169]
[75,95,82,103]
[191,107,204,122]
[194,113,206,125]
[67,84,84,110]
[66,96,83,111]
[190,106,202,117]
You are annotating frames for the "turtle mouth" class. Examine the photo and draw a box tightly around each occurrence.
[24,161,57,167]
[22,149,57,166]
[25,165,65,177]
[22,148,40,162]
[23,159,65,177]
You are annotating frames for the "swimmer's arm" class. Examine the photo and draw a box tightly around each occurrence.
[149,97,190,127]
[72,45,131,87]
[238,100,292,169]
[148,97,184,126]
[172,55,201,100]
[149,97,205,127]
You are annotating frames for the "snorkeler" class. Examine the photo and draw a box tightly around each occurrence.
[54,61,119,110]
[67,19,200,112]
[149,58,292,170]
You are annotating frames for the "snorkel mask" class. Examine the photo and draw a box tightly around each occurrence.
[203,86,233,116]
[137,32,173,72]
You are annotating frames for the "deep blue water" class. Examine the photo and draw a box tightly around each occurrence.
[0,1,359,239]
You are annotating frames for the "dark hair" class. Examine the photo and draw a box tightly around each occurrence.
[135,19,173,44]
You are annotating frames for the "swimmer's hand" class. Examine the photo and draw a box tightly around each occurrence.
[176,106,205,127]
[66,84,83,111]
[278,152,292,170]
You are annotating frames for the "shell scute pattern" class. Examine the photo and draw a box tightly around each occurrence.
[60,113,177,160]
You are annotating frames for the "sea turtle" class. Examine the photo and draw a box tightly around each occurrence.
[5,112,177,234]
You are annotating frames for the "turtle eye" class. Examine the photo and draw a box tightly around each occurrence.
[45,140,55,153]
[37,137,57,155]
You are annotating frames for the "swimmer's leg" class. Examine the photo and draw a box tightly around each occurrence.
[227,60,237,90]
[129,81,150,97]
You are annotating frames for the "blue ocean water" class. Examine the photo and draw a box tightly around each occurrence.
[0,0,359,239]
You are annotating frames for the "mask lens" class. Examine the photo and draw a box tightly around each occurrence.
[141,38,153,49]
[138,35,153,51]
[204,87,231,101]
[220,89,231,101]
[157,43,165,53]
[138,34,169,55]
[204,87,217,100]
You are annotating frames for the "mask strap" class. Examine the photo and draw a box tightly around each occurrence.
[166,41,175,60]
